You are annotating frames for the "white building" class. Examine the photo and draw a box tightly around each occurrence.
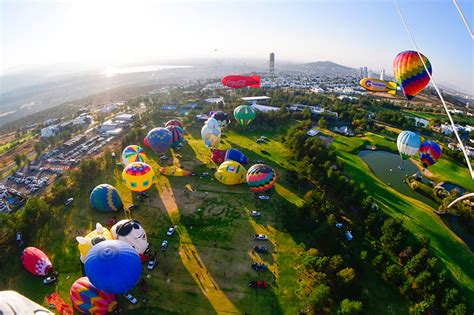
[101,103,119,114]
[204,96,224,104]
[241,96,271,106]
[100,120,119,132]
[251,104,279,113]
[41,125,59,138]
[115,113,138,122]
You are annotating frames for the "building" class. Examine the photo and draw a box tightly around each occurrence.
[204,97,224,104]
[103,128,123,137]
[380,68,385,80]
[251,104,279,113]
[307,128,321,137]
[64,135,86,149]
[41,125,59,138]
[73,114,92,126]
[269,52,275,75]
[115,113,138,122]
[101,103,119,114]
[241,96,271,106]
[100,120,119,132]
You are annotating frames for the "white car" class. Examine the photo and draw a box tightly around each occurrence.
[64,198,74,206]
[147,256,157,271]
[43,276,57,284]
[166,225,177,236]
[123,292,138,304]
[258,196,270,200]
[250,211,261,217]
[252,234,268,241]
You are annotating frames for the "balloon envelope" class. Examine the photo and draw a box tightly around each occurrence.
[211,149,227,164]
[211,111,230,128]
[147,128,172,154]
[111,219,149,255]
[166,125,185,148]
[122,162,155,192]
[201,125,221,148]
[84,240,142,294]
[397,131,421,160]
[77,223,113,263]
[164,119,184,129]
[70,277,117,314]
[90,184,123,212]
[246,164,276,193]
[215,160,246,185]
[393,50,432,100]
[221,75,260,89]
[225,148,249,164]
[234,105,256,126]
[122,145,147,165]
[419,141,441,167]
[21,247,52,276]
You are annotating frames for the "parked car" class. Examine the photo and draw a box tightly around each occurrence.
[248,280,268,288]
[64,198,74,206]
[43,276,57,285]
[166,225,177,236]
[147,256,157,271]
[260,150,270,155]
[258,195,270,200]
[250,210,261,217]
[161,240,168,251]
[252,234,268,241]
[256,139,265,144]
[253,245,268,253]
[123,292,138,304]
[251,262,268,271]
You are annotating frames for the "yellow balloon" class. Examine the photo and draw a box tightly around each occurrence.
[122,162,155,192]
[215,160,247,185]
[76,223,113,263]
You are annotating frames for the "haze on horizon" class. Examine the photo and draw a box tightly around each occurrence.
[1,0,473,93]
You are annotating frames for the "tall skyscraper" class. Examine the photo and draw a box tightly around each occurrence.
[380,68,385,80]
[363,66,368,78]
[359,67,364,78]
[368,69,373,78]
[269,52,275,75]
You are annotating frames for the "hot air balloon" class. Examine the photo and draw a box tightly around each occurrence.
[111,219,149,256]
[234,105,256,126]
[222,75,260,89]
[419,141,441,168]
[143,136,150,149]
[215,160,247,185]
[225,148,249,164]
[147,127,172,154]
[205,117,221,130]
[396,131,421,160]
[122,162,155,192]
[70,277,117,314]
[166,125,185,148]
[160,166,192,177]
[21,247,52,276]
[201,124,221,148]
[211,149,227,164]
[122,145,147,165]
[393,50,432,100]
[164,119,184,129]
[211,111,230,128]
[85,240,142,294]
[359,78,397,95]
[246,164,276,193]
[89,184,123,212]
[76,223,114,263]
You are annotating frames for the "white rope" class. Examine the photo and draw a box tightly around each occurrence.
[453,0,474,39]
[393,0,474,180]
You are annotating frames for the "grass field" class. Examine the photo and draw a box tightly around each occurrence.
[2,119,472,314]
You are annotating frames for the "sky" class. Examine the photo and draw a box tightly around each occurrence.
[1,0,473,92]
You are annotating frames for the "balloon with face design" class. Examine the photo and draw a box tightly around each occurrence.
[111,219,149,256]
[76,223,114,263]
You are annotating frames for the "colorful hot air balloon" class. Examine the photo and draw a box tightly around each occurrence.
[211,111,230,128]
[221,75,260,89]
[21,247,52,276]
[89,184,123,212]
[147,127,172,154]
[143,136,150,149]
[84,240,142,294]
[396,131,421,160]
[201,124,221,148]
[234,105,256,126]
[225,148,249,165]
[122,145,147,165]
[70,277,117,314]
[159,166,192,177]
[166,125,185,148]
[246,164,276,193]
[164,119,184,129]
[211,149,227,164]
[419,141,441,168]
[122,162,155,192]
[111,219,149,256]
[214,160,247,185]
[393,50,432,100]
[76,223,114,263]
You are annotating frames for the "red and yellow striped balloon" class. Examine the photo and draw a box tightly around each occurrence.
[70,277,117,314]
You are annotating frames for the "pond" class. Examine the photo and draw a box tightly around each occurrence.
[359,150,473,251]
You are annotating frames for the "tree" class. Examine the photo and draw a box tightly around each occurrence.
[305,284,331,313]
[329,255,343,272]
[14,154,23,167]
[339,299,363,314]
[380,218,406,254]
[383,264,404,286]
[337,267,356,285]
[318,117,327,129]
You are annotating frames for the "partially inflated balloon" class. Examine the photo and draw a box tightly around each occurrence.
[201,125,221,148]
[215,160,246,185]
[143,136,150,149]
[234,105,256,126]
[211,149,227,164]
[164,119,184,129]
[246,164,276,193]
[225,148,248,164]
[211,111,230,128]
[90,184,123,212]
[396,131,421,160]
[84,240,142,294]
[166,125,185,148]
[21,247,52,276]
[122,145,147,165]
[419,141,441,168]
[393,50,432,100]
[147,128,172,154]
[111,219,149,256]
[70,277,117,314]
[122,162,155,192]
[76,223,113,263]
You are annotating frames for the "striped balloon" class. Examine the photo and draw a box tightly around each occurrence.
[393,50,432,100]
[90,184,123,212]
[70,277,117,314]
[246,164,276,193]
[122,145,147,165]
[166,125,185,148]
[419,141,442,168]
[396,131,420,160]
[234,105,256,126]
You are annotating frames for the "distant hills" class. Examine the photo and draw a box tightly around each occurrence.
[284,61,358,77]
